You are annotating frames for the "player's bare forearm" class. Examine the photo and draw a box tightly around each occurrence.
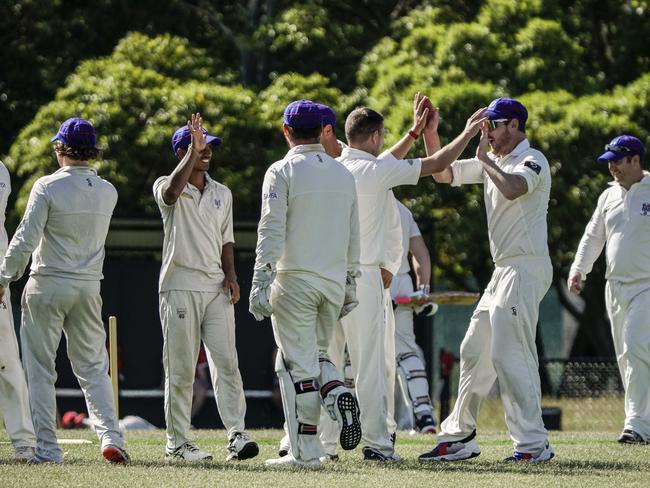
[479,156,528,200]
[409,235,431,288]
[162,149,200,204]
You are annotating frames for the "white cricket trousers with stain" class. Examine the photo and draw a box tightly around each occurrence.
[339,265,393,455]
[438,256,552,454]
[606,280,650,440]
[160,290,247,450]
[20,276,123,461]
[0,288,36,449]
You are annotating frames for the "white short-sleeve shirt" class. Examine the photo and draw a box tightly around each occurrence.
[154,173,233,293]
[450,139,551,263]
[338,147,422,267]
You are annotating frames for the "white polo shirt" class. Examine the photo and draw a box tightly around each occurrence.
[154,173,233,293]
[0,165,117,286]
[450,139,551,264]
[338,147,422,269]
[570,175,650,283]
[255,143,360,304]
[396,200,421,275]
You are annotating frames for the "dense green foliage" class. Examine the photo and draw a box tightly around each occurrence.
[3,0,650,355]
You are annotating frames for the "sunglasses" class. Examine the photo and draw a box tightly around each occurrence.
[605,144,632,154]
[485,118,509,130]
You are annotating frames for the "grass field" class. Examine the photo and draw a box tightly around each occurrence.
[2,428,649,488]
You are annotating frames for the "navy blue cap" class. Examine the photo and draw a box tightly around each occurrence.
[171,126,222,154]
[283,100,322,129]
[598,134,646,163]
[485,97,528,130]
[316,103,336,127]
[51,118,96,148]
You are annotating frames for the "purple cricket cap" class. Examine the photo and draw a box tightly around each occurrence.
[170,126,222,154]
[316,103,336,127]
[283,100,322,129]
[485,97,528,130]
[51,117,97,148]
[598,134,646,163]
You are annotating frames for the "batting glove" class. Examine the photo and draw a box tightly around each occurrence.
[339,270,360,319]
[249,264,276,321]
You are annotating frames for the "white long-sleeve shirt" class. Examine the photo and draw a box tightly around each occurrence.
[0,165,117,286]
[338,147,422,270]
[0,161,11,258]
[450,139,551,264]
[570,175,650,283]
[255,143,360,304]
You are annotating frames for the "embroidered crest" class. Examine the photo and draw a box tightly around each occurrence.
[641,202,650,216]
[213,198,221,209]
[407,159,414,166]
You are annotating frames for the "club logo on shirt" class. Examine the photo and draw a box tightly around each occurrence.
[316,154,323,163]
[511,306,517,316]
[0,182,5,188]
[213,198,221,209]
[263,191,278,200]
[407,159,414,166]
[524,161,541,174]
[86,178,93,187]
[176,307,186,319]
[641,203,650,216]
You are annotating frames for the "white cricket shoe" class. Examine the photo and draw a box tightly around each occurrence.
[226,432,259,461]
[265,454,322,469]
[14,446,35,463]
[418,430,481,461]
[165,442,213,463]
[504,443,554,462]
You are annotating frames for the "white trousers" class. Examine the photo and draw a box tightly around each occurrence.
[439,257,552,454]
[332,266,393,455]
[606,280,650,440]
[21,276,123,461]
[271,274,343,460]
[160,290,247,449]
[0,288,36,448]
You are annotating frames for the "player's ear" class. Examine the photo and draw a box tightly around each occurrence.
[176,148,186,159]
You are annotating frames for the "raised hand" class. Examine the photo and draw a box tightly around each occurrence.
[411,92,430,135]
[476,125,491,162]
[464,107,487,137]
[188,113,207,153]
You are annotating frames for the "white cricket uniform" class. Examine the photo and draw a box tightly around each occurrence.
[0,161,36,451]
[0,165,121,462]
[153,173,247,449]
[332,147,422,456]
[569,175,650,440]
[439,139,552,454]
[255,143,359,461]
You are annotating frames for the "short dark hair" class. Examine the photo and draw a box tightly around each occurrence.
[345,107,384,144]
[54,140,99,161]
[286,125,321,141]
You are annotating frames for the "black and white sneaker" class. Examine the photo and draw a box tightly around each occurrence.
[227,432,259,461]
[362,446,401,462]
[618,429,648,444]
[165,442,212,463]
[335,392,362,450]
[418,430,480,462]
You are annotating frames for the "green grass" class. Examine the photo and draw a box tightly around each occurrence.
[2,428,649,487]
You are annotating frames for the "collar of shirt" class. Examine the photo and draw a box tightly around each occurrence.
[491,139,530,162]
[54,165,98,176]
[340,147,376,161]
[286,143,326,157]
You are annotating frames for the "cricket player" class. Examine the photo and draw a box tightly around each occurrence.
[0,158,36,462]
[391,200,437,434]
[420,98,554,463]
[154,114,258,462]
[568,135,650,444]
[330,98,485,461]
[250,100,362,468]
[0,117,128,464]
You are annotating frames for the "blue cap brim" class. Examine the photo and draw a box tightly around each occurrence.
[51,134,62,143]
[206,135,222,147]
[597,151,627,163]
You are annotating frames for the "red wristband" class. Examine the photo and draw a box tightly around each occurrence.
[408,130,419,140]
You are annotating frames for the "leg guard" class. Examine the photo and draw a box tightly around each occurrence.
[343,346,355,389]
[319,357,362,450]
[396,352,436,430]
[275,352,323,461]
